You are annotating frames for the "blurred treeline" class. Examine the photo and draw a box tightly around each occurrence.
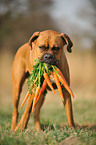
[0,0,59,53]
[0,0,96,54]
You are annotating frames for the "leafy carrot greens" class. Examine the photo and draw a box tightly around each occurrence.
[26,59,56,96]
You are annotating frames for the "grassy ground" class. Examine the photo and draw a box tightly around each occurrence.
[0,50,96,145]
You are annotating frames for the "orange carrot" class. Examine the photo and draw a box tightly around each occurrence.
[32,86,40,112]
[20,91,30,108]
[35,79,47,104]
[56,68,74,98]
[43,72,55,94]
[53,71,64,102]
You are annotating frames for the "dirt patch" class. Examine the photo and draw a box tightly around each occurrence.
[59,136,84,145]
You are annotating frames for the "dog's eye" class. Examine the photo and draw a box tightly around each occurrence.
[39,46,46,51]
[52,47,60,52]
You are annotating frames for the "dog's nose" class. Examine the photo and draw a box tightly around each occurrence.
[41,53,58,66]
[44,53,53,61]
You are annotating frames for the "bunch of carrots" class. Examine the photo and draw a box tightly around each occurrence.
[20,59,74,112]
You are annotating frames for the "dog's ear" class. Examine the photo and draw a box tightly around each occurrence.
[28,32,40,49]
[60,33,73,53]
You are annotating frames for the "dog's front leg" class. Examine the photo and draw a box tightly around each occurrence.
[63,88,75,127]
[11,84,20,130]
[33,94,45,132]
[15,94,33,131]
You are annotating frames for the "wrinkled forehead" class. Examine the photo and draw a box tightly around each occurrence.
[36,32,63,47]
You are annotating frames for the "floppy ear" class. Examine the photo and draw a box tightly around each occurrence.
[28,31,40,49]
[60,33,73,53]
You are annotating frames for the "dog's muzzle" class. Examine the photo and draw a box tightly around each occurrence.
[40,53,59,67]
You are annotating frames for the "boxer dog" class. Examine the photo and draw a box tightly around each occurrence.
[11,30,75,132]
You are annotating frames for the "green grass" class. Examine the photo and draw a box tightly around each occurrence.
[0,123,95,145]
[0,94,96,145]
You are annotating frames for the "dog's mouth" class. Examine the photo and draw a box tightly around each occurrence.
[39,53,59,69]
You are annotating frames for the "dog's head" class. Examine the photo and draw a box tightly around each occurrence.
[29,30,73,66]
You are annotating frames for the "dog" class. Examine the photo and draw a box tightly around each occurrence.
[11,30,75,132]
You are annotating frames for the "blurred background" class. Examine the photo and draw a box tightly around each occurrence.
[0,0,96,107]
